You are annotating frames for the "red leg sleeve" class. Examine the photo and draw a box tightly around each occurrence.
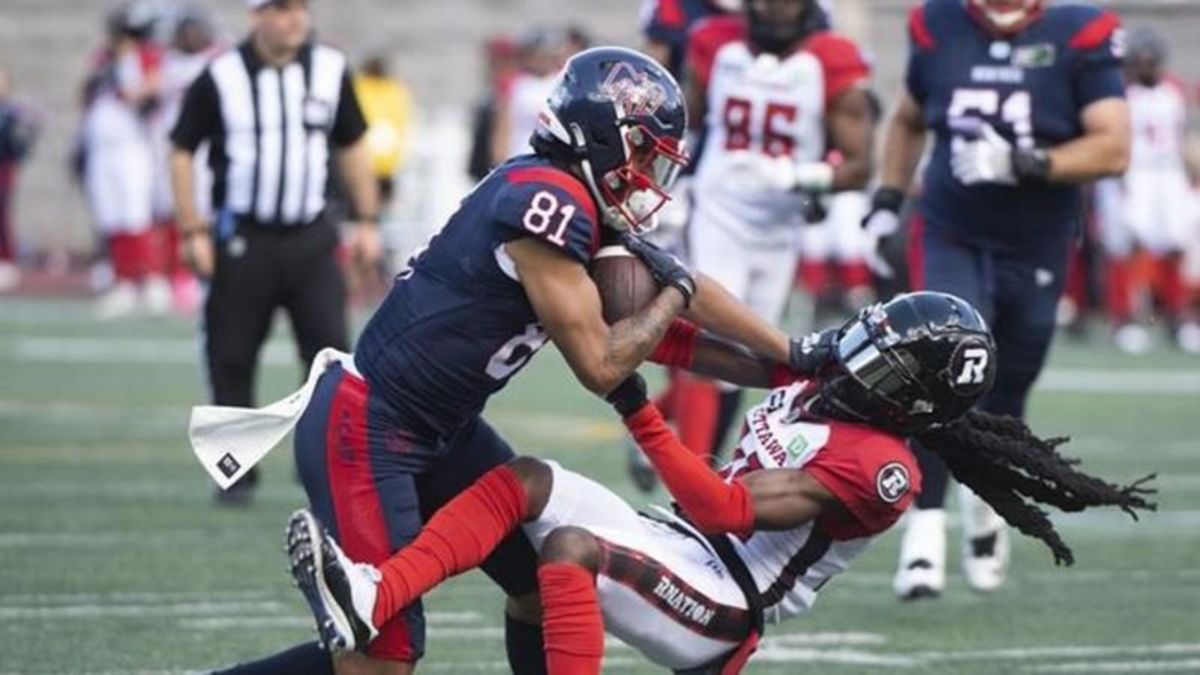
[673,375,720,459]
[373,465,528,626]
[540,562,604,675]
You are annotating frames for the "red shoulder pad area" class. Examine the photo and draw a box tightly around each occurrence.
[908,6,936,50]
[505,166,600,225]
[804,423,919,540]
[1068,10,1120,50]
[804,32,871,109]
[686,15,746,90]
[654,0,687,30]
[503,166,601,259]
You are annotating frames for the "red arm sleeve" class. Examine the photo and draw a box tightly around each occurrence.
[803,427,920,539]
[648,319,699,368]
[625,403,755,538]
[805,33,871,111]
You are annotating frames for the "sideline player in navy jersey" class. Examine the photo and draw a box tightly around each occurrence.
[863,0,1130,600]
[206,47,840,675]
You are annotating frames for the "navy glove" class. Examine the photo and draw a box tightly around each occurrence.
[620,233,696,307]
[606,373,649,418]
[789,327,840,376]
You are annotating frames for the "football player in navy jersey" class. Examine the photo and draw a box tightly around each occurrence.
[212,47,838,675]
[862,0,1131,600]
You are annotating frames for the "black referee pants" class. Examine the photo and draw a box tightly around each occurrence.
[203,217,348,407]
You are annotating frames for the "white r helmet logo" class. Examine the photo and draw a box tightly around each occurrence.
[955,347,990,386]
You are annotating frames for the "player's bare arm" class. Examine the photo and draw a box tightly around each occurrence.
[826,87,875,190]
[683,273,791,363]
[507,237,687,395]
[686,336,778,388]
[878,90,928,192]
[1042,97,1131,182]
[643,40,672,69]
[683,65,707,132]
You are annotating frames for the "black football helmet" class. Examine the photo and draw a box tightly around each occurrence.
[532,47,689,234]
[745,0,829,55]
[818,292,997,434]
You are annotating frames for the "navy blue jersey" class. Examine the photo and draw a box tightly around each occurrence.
[907,0,1124,252]
[355,155,601,440]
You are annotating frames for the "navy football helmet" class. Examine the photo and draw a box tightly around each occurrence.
[745,0,827,55]
[966,0,1045,35]
[533,47,688,234]
[818,292,997,434]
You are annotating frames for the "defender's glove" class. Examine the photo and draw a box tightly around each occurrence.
[606,373,649,418]
[860,187,905,279]
[620,233,697,306]
[789,327,840,376]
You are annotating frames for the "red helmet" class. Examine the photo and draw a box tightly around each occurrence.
[966,0,1045,35]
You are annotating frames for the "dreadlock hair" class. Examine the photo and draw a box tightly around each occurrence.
[914,410,1157,566]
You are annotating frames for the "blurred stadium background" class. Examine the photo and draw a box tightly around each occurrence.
[1,1,1199,674]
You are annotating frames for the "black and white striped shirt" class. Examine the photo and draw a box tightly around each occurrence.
[170,40,366,227]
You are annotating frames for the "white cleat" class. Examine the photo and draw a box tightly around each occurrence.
[94,282,139,320]
[0,261,21,293]
[141,275,172,317]
[286,509,381,652]
[1175,322,1200,355]
[959,484,1009,593]
[1114,323,1152,355]
[893,508,946,601]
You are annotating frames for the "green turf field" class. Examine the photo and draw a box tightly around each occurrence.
[1,297,1198,674]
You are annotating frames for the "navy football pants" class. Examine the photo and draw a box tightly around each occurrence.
[910,222,1069,509]
[294,363,539,661]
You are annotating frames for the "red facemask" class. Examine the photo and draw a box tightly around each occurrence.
[597,124,689,234]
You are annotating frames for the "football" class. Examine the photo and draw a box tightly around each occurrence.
[590,245,659,324]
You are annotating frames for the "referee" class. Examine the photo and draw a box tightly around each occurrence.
[170,0,380,504]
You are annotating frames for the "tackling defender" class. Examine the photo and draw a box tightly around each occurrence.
[206,47,832,675]
[863,0,1131,599]
[287,292,1155,674]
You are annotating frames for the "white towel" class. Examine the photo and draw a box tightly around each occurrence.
[189,347,357,489]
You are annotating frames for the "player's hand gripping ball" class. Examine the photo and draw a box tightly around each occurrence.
[589,245,661,324]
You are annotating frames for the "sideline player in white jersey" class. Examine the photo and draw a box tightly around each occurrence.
[1094,28,1200,353]
[283,292,1155,674]
[84,5,164,319]
[657,0,873,471]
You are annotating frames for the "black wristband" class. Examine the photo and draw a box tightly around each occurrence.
[1012,148,1051,183]
[606,374,649,417]
[870,187,905,215]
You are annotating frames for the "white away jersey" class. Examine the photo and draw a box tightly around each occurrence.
[688,17,869,242]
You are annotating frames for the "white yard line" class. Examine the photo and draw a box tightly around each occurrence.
[1029,659,1200,673]
[0,590,276,605]
[0,600,287,619]
[920,643,1200,662]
